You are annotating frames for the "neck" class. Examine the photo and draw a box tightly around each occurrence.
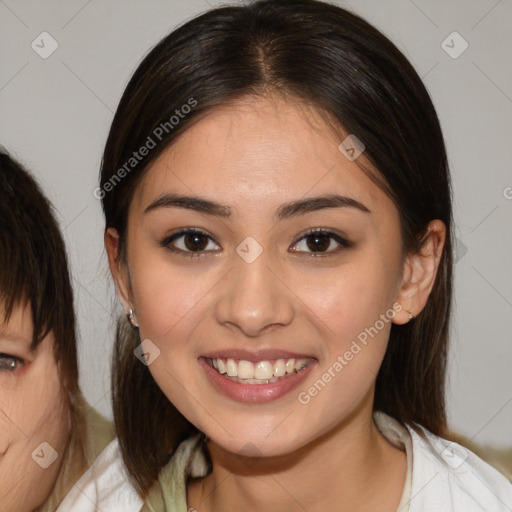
[187,396,407,512]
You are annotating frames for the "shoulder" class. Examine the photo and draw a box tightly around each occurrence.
[56,438,143,512]
[406,423,512,512]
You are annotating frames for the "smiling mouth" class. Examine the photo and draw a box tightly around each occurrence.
[204,357,313,384]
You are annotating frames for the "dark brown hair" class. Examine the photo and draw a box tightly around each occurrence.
[101,0,453,496]
[0,149,79,399]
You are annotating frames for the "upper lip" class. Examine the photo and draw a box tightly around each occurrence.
[201,348,315,362]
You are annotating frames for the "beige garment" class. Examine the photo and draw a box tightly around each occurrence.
[37,390,115,511]
[142,411,414,512]
[447,430,512,482]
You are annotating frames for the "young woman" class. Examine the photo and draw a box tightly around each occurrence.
[58,0,512,510]
[0,150,114,511]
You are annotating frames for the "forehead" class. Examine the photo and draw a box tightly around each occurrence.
[0,301,33,343]
[134,95,391,218]
[0,302,34,362]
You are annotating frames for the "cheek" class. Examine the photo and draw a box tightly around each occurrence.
[303,258,399,339]
[28,378,69,444]
[131,257,216,342]
[0,364,69,446]
[294,256,400,409]
[0,368,70,510]
[0,408,13,453]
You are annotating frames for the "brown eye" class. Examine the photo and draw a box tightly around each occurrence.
[183,232,209,251]
[162,228,220,256]
[290,229,352,255]
[305,233,331,252]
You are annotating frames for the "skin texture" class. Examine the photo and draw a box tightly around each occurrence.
[0,302,70,511]
[107,94,446,512]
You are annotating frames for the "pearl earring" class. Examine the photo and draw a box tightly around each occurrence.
[127,308,139,328]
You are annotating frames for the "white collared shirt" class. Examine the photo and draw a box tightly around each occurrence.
[56,412,512,511]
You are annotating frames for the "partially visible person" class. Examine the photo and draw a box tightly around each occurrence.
[0,149,114,511]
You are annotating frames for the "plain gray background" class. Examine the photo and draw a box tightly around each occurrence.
[1,0,511,447]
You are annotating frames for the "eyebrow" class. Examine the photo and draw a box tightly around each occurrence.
[0,330,30,344]
[144,193,371,220]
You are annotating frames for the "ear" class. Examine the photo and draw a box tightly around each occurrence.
[393,219,446,325]
[105,227,134,315]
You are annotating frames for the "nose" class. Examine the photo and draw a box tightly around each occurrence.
[214,248,295,338]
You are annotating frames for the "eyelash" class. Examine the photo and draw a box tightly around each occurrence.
[0,353,25,372]
[160,228,352,258]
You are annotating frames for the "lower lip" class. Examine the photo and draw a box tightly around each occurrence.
[199,357,316,403]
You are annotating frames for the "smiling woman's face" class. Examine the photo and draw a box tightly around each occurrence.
[109,94,432,457]
[0,302,70,511]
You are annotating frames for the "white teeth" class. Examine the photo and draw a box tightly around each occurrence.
[210,357,311,381]
[226,358,237,377]
[238,360,255,379]
[254,361,273,380]
[273,359,286,377]
[295,359,308,371]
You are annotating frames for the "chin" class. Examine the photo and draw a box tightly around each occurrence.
[209,426,303,458]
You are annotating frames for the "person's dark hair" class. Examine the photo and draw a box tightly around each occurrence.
[101,0,453,496]
[0,149,79,399]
